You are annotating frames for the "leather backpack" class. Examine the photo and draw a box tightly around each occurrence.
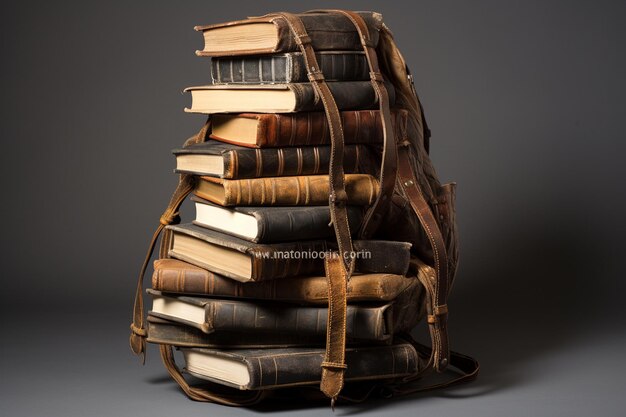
[129,9,479,406]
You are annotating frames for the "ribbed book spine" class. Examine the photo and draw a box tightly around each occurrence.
[211,52,369,84]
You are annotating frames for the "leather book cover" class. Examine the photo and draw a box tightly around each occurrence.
[151,258,418,304]
[191,197,364,243]
[166,223,330,281]
[209,109,408,148]
[195,12,383,56]
[146,314,322,348]
[173,140,373,179]
[211,51,369,84]
[194,174,379,206]
[183,81,395,113]
[147,289,402,341]
[181,341,418,390]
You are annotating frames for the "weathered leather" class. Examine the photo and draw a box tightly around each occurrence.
[210,109,407,148]
[195,173,379,206]
[195,12,383,56]
[151,258,417,304]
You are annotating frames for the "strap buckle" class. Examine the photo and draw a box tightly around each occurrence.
[329,190,348,207]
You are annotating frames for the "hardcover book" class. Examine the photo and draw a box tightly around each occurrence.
[165,224,413,281]
[146,314,321,348]
[195,12,382,56]
[151,258,420,304]
[211,51,369,84]
[193,174,379,207]
[173,140,372,178]
[184,81,394,114]
[208,109,407,148]
[191,197,363,243]
[181,341,418,390]
[148,289,401,341]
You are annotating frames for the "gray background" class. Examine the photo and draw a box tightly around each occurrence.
[1,1,625,416]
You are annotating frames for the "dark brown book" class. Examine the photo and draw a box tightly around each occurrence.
[173,140,374,179]
[181,341,418,390]
[146,314,321,348]
[194,174,379,207]
[191,198,363,243]
[209,109,407,148]
[148,289,404,341]
[151,258,419,304]
[194,12,383,57]
[184,81,393,114]
[166,224,413,282]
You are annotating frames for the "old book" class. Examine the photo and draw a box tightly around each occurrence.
[181,341,418,390]
[184,81,394,114]
[148,289,397,341]
[146,314,321,348]
[191,198,363,243]
[209,109,407,148]
[151,258,419,304]
[166,224,413,281]
[194,174,378,207]
[173,140,373,178]
[195,12,382,56]
[211,51,369,84]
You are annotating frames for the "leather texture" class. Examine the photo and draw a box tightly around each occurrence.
[211,51,369,84]
[148,287,420,341]
[195,174,379,206]
[210,109,407,148]
[181,341,418,390]
[195,12,383,56]
[130,9,479,407]
[174,140,374,179]
[151,258,419,304]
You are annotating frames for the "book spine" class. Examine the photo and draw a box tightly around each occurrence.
[147,317,321,348]
[211,53,369,84]
[207,300,392,341]
[219,174,378,206]
[247,343,418,389]
[273,13,381,53]
[250,239,329,281]
[289,81,389,112]
[256,109,406,147]
[221,145,367,179]
[255,206,362,243]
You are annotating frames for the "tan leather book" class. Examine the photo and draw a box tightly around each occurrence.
[194,174,378,206]
[152,258,415,304]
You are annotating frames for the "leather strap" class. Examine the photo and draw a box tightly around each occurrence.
[320,255,348,409]
[265,11,355,403]
[308,9,398,239]
[129,119,210,361]
[397,144,450,372]
[160,345,266,406]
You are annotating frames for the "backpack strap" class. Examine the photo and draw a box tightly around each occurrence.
[129,119,210,361]
[266,12,355,406]
[397,144,451,372]
[306,10,398,240]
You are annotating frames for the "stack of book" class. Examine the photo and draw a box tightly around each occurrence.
[146,12,429,392]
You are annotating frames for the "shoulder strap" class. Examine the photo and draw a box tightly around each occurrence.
[129,119,210,361]
[265,12,355,406]
[306,9,398,239]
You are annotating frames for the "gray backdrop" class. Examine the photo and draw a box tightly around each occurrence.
[1,1,625,416]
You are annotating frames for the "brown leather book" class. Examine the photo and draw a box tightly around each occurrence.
[208,109,407,148]
[152,258,417,304]
[181,341,418,390]
[165,224,413,282]
[194,12,383,56]
[147,287,420,341]
[194,174,378,206]
[146,314,322,348]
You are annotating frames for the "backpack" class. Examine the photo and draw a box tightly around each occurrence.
[129,9,478,407]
